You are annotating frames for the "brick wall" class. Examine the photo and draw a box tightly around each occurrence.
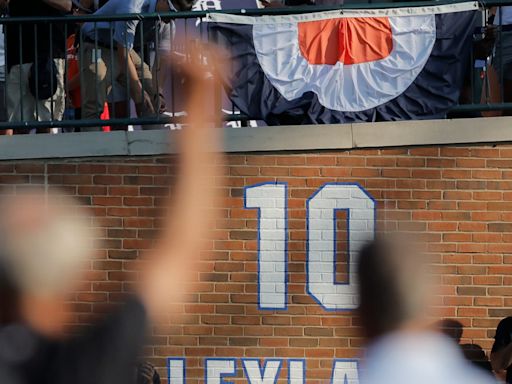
[3,144,512,382]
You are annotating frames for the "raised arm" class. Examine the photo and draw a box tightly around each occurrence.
[43,0,72,12]
[138,48,225,321]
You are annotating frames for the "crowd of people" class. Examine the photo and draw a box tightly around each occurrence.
[0,0,347,135]
[0,0,187,134]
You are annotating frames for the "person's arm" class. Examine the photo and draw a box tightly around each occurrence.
[43,0,72,12]
[117,44,143,96]
[57,50,225,384]
[137,47,225,321]
[117,43,155,114]
[113,15,155,112]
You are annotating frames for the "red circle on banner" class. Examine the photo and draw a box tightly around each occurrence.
[298,17,393,65]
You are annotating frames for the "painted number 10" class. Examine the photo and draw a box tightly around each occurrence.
[245,183,376,311]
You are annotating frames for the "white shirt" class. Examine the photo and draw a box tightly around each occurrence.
[361,331,497,384]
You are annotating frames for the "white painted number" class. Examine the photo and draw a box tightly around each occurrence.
[307,184,375,311]
[168,359,185,384]
[245,183,288,310]
[245,183,375,311]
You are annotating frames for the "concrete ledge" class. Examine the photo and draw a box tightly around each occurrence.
[0,116,511,160]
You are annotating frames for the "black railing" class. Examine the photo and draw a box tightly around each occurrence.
[0,0,512,133]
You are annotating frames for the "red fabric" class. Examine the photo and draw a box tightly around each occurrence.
[298,17,393,65]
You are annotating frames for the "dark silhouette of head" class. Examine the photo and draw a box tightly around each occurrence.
[438,319,464,344]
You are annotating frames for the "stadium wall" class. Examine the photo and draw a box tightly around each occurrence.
[3,119,512,383]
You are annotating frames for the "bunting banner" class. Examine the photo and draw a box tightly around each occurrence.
[207,2,479,124]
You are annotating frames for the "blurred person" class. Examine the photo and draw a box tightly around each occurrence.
[0,47,224,384]
[79,0,189,131]
[5,0,72,135]
[357,236,497,384]
[491,317,512,383]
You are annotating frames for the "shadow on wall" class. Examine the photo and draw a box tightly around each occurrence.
[437,319,493,374]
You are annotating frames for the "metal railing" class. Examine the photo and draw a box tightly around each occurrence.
[1,0,512,132]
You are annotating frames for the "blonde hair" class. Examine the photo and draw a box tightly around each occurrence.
[0,189,97,297]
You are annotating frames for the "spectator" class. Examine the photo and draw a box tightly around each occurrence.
[79,0,177,131]
[5,0,71,135]
[0,49,223,384]
[106,9,175,130]
[67,1,111,131]
[491,317,512,382]
[357,236,497,384]
[66,32,110,131]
